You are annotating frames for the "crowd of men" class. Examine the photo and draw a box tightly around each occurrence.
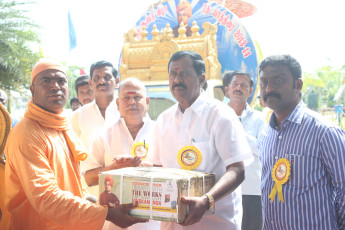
[1,51,344,230]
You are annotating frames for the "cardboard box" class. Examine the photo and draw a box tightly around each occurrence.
[99,167,215,223]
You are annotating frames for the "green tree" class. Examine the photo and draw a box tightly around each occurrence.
[316,66,344,108]
[0,0,40,91]
[302,72,324,110]
[307,90,318,110]
[303,65,345,110]
[65,65,86,109]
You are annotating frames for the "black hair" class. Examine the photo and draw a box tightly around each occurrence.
[75,75,90,93]
[222,70,253,87]
[70,97,80,106]
[259,55,302,80]
[202,80,208,90]
[89,61,118,79]
[168,51,205,76]
[222,70,253,93]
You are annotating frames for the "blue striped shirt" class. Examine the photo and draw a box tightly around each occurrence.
[258,101,345,230]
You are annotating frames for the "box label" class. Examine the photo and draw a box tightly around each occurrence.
[127,179,178,220]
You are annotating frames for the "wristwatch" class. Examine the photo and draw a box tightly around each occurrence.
[204,193,215,215]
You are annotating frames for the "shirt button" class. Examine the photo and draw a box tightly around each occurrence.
[271,220,274,224]
[275,156,278,160]
[279,136,282,139]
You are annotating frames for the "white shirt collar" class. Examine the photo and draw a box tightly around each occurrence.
[175,91,207,118]
[239,103,253,119]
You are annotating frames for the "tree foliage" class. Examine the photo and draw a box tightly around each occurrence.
[0,0,41,91]
[307,90,319,110]
[302,65,345,110]
[66,65,82,105]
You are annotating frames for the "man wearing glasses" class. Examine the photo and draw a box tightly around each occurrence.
[223,71,266,230]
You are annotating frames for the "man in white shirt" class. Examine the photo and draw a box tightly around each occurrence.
[223,70,266,230]
[71,61,120,152]
[71,61,120,197]
[149,51,252,230]
[84,78,159,230]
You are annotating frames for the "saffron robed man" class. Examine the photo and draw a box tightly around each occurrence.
[148,51,252,230]
[4,59,147,230]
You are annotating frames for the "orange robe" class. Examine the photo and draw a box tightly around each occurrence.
[4,101,107,230]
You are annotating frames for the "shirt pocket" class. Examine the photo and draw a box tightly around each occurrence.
[193,141,212,172]
[288,154,323,193]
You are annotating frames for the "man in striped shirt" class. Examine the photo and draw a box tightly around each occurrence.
[258,54,345,229]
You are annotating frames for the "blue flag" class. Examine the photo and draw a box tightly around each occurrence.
[68,10,77,51]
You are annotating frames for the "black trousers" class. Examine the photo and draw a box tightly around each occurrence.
[242,195,263,230]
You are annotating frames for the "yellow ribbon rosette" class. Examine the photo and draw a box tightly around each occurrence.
[177,146,202,170]
[269,158,291,203]
[131,142,149,159]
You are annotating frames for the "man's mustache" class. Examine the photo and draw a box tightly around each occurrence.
[126,105,138,111]
[233,90,243,95]
[172,83,187,90]
[83,99,92,103]
[97,83,107,89]
[263,92,281,101]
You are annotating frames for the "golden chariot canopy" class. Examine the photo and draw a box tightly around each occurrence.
[119,22,222,82]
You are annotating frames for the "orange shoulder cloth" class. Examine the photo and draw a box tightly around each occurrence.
[24,100,87,162]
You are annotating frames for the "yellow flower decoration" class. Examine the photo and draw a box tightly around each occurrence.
[131,142,149,159]
[177,146,202,170]
[269,158,291,203]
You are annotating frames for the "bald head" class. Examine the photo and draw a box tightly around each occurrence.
[118,78,146,96]
[116,77,149,124]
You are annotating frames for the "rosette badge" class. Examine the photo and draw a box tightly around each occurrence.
[269,158,291,203]
[131,142,149,159]
[177,146,202,170]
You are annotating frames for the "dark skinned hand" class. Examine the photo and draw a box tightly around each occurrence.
[106,203,148,228]
[180,196,209,226]
[113,156,141,168]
